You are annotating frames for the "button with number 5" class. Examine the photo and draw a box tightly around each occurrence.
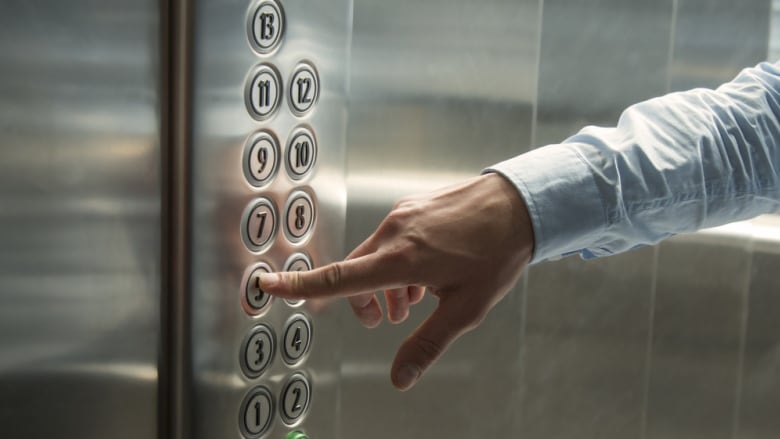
[283,190,315,243]
[281,313,312,365]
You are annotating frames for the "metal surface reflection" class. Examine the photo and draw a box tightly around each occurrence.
[0,0,161,437]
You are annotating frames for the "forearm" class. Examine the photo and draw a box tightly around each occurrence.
[489,62,780,263]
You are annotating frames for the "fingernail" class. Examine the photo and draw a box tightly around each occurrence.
[258,273,280,289]
[395,364,421,391]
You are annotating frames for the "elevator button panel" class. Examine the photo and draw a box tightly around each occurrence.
[236,1,332,436]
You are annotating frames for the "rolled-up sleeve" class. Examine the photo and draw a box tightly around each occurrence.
[487,61,780,264]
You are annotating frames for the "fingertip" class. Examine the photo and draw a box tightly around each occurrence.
[258,273,281,290]
[392,363,421,391]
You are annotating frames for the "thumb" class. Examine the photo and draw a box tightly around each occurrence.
[390,297,477,391]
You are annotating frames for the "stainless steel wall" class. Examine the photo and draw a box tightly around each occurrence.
[0,1,162,438]
[343,1,780,439]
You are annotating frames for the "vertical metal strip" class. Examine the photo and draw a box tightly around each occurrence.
[162,0,193,438]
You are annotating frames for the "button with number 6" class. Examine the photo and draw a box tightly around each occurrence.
[281,313,312,365]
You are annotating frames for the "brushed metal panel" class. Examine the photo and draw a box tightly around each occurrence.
[523,248,655,439]
[645,235,752,439]
[670,0,771,91]
[0,0,162,438]
[737,222,780,439]
[185,0,351,437]
[341,0,540,438]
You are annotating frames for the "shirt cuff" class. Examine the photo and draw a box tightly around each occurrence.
[484,144,606,264]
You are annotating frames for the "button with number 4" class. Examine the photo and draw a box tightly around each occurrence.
[283,191,315,243]
[281,313,312,365]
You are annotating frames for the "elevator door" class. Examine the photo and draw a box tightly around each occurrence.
[184,0,352,438]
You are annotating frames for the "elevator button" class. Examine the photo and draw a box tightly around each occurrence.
[243,130,280,187]
[240,386,274,438]
[245,63,282,121]
[240,325,275,378]
[242,198,278,252]
[286,126,317,180]
[285,431,309,439]
[283,253,312,307]
[280,373,312,425]
[247,0,285,55]
[288,62,319,116]
[241,262,275,315]
[284,191,315,243]
[281,313,312,365]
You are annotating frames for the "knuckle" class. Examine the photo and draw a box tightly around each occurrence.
[411,334,444,362]
[320,263,343,290]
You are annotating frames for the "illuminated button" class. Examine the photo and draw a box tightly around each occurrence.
[240,325,275,378]
[245,63,282,121]
[288,62,319,116]
[283,253,312,307]
[243,130,280,187]
[284,191,315,243]
[285,126,317,180]
[247,0,285,55]
[239,387,274,438]
[242,198,278,252]
[280,373,312,425]
[285,431,309,439]
[241,262,274,315]
[281,313,312,365]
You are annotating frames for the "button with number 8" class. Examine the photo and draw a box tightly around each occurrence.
[281,313,312,365]
[283,191,315,243]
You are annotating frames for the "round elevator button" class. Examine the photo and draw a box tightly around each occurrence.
[281,313,312,365]
[247,0,285,55]
[240,325,275,378]
[241,262,274,316]
[239,386,274,438]
[243,130,280,187]
[280,373,312,425]
[282,253,312,307]
[241,198,278,252]
[288,62,319,116]
[245,63,282,121]
[285,431,309,439]
[283,191,315,243]
[285,126,317,180]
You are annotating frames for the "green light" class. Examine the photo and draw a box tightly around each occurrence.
[285,431,309,439]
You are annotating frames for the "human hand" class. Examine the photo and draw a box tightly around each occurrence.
[259,173,534,390]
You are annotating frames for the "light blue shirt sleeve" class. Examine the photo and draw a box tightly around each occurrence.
[487,62,780,264]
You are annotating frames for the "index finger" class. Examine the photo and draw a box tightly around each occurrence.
[258,251,410,300]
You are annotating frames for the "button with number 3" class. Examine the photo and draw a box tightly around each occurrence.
[283,191,315,243]
[240,324,275,378]
[281,313,312,365]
